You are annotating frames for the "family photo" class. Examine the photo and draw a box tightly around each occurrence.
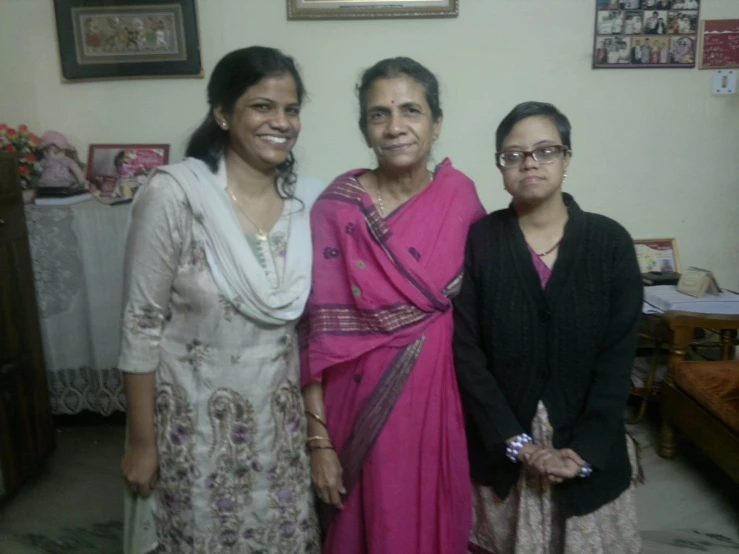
[594,0,699,67]
[598,0,700,10]
[631,36,670,64]
[86,144,168,199]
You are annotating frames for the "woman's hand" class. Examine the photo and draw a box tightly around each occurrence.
[526,447,586,484]
[310,447,346,509]
[122,442,159,497]
[520,444,554,476]
[519,445,585,483]
[542,448,586,483]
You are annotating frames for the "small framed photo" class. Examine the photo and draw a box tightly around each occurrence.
[669,36,697,64]
[634,238,681,273]
[595,36,633,64]
[642,10,670,35]
[667,10,698,34]
[53,0,203,82]
[600,0,645,7]
[624,11,645,35]
[287,0,458,20]
[87,144,169,200]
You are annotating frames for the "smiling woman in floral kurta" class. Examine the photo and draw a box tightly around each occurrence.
[118,47,322,554]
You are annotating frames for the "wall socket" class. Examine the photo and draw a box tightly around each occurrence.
[713,70,737,95]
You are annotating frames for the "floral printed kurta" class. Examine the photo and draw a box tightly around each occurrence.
[119,174,319,554]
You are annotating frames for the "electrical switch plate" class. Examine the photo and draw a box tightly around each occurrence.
[713,70,737,95]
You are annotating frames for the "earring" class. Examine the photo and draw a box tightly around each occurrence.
[563,172,568,182]
[220,121,228,130]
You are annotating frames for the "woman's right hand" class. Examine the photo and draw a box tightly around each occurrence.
[518,443,556,477]
[310,448,346,509]
[122,443,159,497]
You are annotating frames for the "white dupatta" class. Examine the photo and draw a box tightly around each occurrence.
[144,157,323,326]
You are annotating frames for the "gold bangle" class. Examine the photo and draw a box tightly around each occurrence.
[305,410,328,429]
[306,435,331,444]
[310,445,335,452]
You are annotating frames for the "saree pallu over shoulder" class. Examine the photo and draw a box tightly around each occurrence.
[300,158,485,383]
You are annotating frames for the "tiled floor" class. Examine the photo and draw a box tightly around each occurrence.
[0,424,125,554]
[0,409,737,553]
[628,413,739,552]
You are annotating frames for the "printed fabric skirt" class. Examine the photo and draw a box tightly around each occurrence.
[468,402,643,554]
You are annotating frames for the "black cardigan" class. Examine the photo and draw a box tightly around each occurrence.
[452,193,643,517]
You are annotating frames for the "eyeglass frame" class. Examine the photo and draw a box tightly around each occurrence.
[495,144,571,168]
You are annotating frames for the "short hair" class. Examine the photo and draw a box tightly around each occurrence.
[495,102,572,152]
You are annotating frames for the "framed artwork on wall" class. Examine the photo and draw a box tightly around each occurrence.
[53,0,203,82]
[634,238,681,274]
[592,0,700,69]
[287,0,458,20]
[86,144,169,200]
[699,19,739,69]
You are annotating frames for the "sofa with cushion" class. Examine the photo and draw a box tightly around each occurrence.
[659,311,739,484]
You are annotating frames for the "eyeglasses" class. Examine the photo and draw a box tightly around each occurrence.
[496,145,570,168]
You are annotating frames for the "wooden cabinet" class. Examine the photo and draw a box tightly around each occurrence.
[0,152,54,506]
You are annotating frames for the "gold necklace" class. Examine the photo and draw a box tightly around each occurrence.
[375,170,432,217]
[227,189,269,241]
[375,183,386,216]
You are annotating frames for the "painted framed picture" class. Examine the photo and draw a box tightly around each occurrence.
[86,144,169,200]
[592,0,700,69]
[634,238,681,273]
[287,0,458,20]
[53,0,203,82]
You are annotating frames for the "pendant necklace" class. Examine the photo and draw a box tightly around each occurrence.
[530,237,563,257]
[228,189,268,241]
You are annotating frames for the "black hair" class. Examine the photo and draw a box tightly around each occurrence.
[356,57,442,140]
[495,102,572,152]
[185,46,306,195]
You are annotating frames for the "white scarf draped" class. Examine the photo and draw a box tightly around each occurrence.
[147,157,323,326]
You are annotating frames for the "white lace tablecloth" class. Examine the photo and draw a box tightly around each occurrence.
[25,200,130,415]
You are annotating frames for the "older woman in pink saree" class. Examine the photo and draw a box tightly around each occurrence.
[300,57,485,554]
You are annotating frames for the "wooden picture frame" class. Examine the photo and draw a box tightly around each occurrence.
[86,144,169,200]
[634,238,681,273]
[53,0,203,82]
[287,0,458,20]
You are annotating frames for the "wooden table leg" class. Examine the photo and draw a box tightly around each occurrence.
[626,339,662,424]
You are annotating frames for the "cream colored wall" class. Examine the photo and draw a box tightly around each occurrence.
[1,0,738,288]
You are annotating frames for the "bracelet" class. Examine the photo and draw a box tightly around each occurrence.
[309,445,335,452]
[578,463,593,478]
[306,435,331,444]
[505,433,533,463]
[305,410,328,429]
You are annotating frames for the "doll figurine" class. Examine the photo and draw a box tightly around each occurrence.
[37,131,86,188]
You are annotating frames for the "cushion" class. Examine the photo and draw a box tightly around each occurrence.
[675,360,739,434]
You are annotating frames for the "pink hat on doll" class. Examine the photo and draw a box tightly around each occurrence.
[39,131,71,151]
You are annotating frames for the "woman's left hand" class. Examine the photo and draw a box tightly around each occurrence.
[542,448,586,483]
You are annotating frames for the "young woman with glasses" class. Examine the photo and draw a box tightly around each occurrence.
[453,102,643,554]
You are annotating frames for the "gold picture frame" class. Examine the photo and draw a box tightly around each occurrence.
[287,0,458,20]
[634,238,681,274]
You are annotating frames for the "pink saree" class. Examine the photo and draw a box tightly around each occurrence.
[301,159,485,554]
